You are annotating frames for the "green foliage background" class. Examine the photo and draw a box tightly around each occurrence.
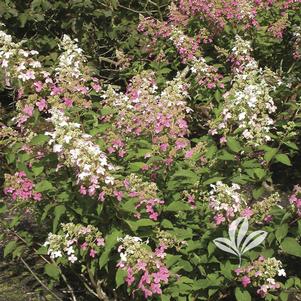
[0,1,301,301]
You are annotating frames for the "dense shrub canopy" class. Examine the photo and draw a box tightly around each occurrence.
[0,1,301,301]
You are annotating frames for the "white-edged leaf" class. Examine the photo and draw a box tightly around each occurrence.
[241,230,267,254]
[237,218,248,249]
[228,217,244,253]
[213,238,239,256]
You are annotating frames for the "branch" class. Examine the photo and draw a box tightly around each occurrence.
[20,257,63,301]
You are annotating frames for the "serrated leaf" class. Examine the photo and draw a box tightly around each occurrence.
[203,177,225,185]
[115,269,126,288]
[227,137,242,153]
[99,230,122,269]
[218,150,236,161]
[275,223,288,243]
[235,287,251,301]
[4,241,17,257]
[44,263,60,280]
[264,147,278,162]
[128,162,145,172]
[32,165,44,176]
[53,205,66,233]
[30,134,49,146]
[35,180,54,192]
[281,237,301,257]
[275,154,291,166]
[126,219,157,231]
[165,201,191,212]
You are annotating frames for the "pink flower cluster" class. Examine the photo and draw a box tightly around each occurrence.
[178,0,258,30]
[102,70,191,167]
[169,28,201,63]
[138,16,223,87]
[123,175,164,221]
[268,13,289,39]
[289,185,301,216]
[4,171,41,201]
[235,256,285,297]
[117,236,170,298]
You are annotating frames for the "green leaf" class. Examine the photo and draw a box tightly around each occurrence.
[264,147,278,162]
[30,134,49,146]
[52,205,66,233]
[128,162,145,172]
[35,180,54,192]
[275,223,288,243]
[99,229,122,269]
[115,269,127,288]
[0,204,7,214]
[220,261,234,280]
[227,137,242,153]
[165,254,181,268]
[161,295,171,301]
[13,245,25,258]
[275,154,291,166]
[161,219,174,229]
[172,170,199,184]
[36,246,48,255]
[214,90,221,102]
[165,201,191,212]
[44,263,60,281]
[281,237,301,257]
[126,219,157,231]
[120,198,136,213]
[280,291,289,301]
[235,287,251,301]
[203,177,225,185]
[284,141,298,150]
[253,168,266,180]
[178,259,193,272]
[4,241,17,257]
[32,165,44,176]
[219,150,236,161]
[252,186,264,199]
[19,153,31,163]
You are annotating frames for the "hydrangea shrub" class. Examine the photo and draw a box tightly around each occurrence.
[0,1,301,300]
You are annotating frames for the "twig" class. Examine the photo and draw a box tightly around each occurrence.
[20,257,63,301]
[118,3,157,14]
[52,260,78,301]
[1,223,77,301]
[98,56,118,66]
[87,268,109,301]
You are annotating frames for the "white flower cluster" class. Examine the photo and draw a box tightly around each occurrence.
[208,181,247,218]
[46,109,115,195]
[56,34,86,79]
[44,223,105,264]
[117,235,143,264]
[44,233,65,259]
[209,36,278,146]
[0,29,41,85]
